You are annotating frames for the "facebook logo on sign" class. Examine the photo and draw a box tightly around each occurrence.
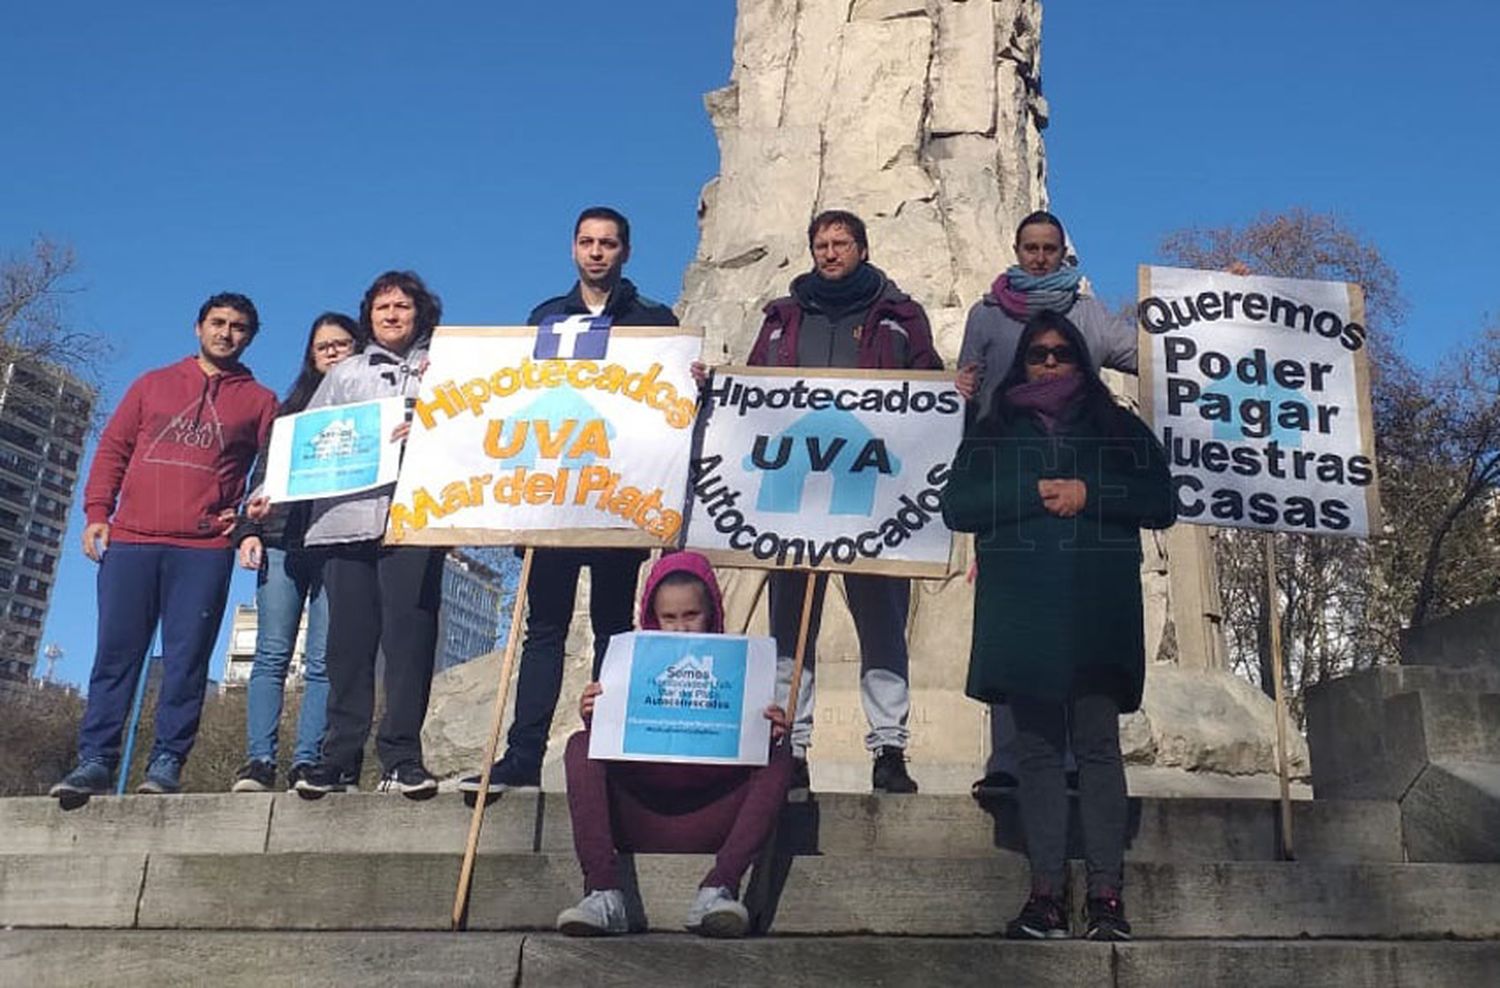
[535,314,612,360]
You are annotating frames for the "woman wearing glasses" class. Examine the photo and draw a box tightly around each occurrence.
[230,313,363,792]
[940,311,1175,942]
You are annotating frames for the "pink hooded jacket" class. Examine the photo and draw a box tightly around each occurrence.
[638,551,727,634]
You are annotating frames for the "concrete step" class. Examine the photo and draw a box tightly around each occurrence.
[0,790,1404,863]
[1404,760,1500,863]
[3,932,1499,988]
[4,851,1499,938]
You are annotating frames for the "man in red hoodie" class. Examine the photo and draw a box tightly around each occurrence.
[51,293,279,801]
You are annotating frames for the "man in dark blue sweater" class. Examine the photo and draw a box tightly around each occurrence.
[461,206,677,793]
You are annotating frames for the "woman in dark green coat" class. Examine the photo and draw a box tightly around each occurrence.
[941,310,1174,942]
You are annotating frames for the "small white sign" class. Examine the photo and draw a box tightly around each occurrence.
[262,397,406,503]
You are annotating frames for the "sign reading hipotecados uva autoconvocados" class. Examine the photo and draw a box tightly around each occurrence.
[385,318,701,547]
[1138,266,1382,537]
[684,367,962,577]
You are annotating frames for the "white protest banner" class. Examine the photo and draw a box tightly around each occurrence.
[262,397,407,503]
[1139,265,1382,537]
[589,631,777,766]
[386,320,702,546]
[685,367,962,577]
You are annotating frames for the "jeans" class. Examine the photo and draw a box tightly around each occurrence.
[768,571,911,755]
[320,542,443,775]
[244,546,329,766]
[77,542,234,765]
[503,547,645,767]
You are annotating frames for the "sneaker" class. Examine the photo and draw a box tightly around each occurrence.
[286,763,313,791]
[378,762,439,800]
[457,751,541,795]
[685,886,749,938]
[871,746,918,794]
[556,889,629,936]
[970,770,1019,799]
[1006,894,1068,940]
[231,759,276,793]
[788,757,811,796]
[49,759,113,801]
[1084,893,1132,941]
[138,753,183,794]
[294,764,357,800]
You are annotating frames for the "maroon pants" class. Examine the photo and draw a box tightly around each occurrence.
[563,730,794,894]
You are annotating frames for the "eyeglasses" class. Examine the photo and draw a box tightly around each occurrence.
[1024,344,1078,366]
[313,338,354,355]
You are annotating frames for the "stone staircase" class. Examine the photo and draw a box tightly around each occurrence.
[3,782,1498,986]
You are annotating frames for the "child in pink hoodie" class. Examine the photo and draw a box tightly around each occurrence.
[557,551,792,939]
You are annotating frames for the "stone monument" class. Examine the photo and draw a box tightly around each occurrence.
[423,0,1307,793]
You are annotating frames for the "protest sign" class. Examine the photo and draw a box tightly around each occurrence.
[262,397,407,503]
[386,319,702,546]
[684,367,962,577]
[589,631,778,766]
[1139,265,1382,537]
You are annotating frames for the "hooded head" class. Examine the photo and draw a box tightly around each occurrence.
[639,551,726,634]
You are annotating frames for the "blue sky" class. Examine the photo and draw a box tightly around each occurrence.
[3,2,1496,689]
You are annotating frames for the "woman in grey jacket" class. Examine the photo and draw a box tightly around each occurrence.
[294,270,446,799]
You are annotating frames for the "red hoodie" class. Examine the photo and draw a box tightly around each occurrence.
[84,356,278,549]
[638,551,728,634]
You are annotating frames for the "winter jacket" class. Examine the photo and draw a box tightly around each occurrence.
[939,406,1175,713]
[301,339,431,546]
[528,277,678,327]
[959,293,1136,415]
[748,271,942,371]
[83,357,277,549]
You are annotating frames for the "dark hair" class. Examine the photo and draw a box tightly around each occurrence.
[986,310,1129,436]
[574,206,631,249]
[651,570,716,627]
[197,292,260,335]
[359,271,442,348]
[281,312,364,414]
[807,209,869,253]
[1014,210,1067,249]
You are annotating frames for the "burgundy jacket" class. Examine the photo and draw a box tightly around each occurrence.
[747,284,943,371]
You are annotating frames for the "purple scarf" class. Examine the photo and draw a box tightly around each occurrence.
[1004,373,1085,434]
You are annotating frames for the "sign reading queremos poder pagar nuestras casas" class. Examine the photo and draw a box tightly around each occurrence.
[1138,265,1382,537]
[684,367,963,578]
[385,320,701,547]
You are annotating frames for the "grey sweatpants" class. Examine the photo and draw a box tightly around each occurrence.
[768,571,911,756]
[1012,692,1127,898]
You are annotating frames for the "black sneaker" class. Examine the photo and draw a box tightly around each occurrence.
[1084,893,1132,941]
[970,770,1019,799]
[286,763,313,791]
[231,759,276,793]
[294,764,357,800]
[788,757,811,796]
[457,751,541,794]
[871,746,918,794]
[378,762,439,800]
[1006,894,1068,940]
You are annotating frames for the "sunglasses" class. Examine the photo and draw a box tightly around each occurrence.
[1024,344,1078,366]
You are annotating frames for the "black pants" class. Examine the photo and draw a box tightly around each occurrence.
[321,542,444,775]
[1012,692,1127,898]
[503,547,645,765]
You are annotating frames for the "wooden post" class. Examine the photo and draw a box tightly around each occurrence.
[451,547,535,931]
[1263,533,1296,861]
[782,572,819,738]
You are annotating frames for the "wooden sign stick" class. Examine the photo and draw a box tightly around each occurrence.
[1263,533,1296,861]
[783,572,819,745]
[451,547,536,931]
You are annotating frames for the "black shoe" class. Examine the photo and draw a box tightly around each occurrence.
[379,762,439,800]
[231,759,276,793]
[1006,894,1068,940]
[871,746,918,794]
[457,751,541,794]
[1066,770,1080,793]
[788,757,811,796]
[286,763,314,791]
[294,764,357,800]
[1084,893,1132,941]
[970,770,1019,799]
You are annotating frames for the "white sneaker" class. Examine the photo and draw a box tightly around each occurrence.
[685,886,749,938]
[556,889,629,936]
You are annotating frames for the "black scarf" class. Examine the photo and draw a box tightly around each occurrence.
[792,262,885,318]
